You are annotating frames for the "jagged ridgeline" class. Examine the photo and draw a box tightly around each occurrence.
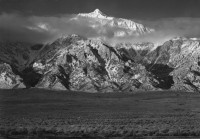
[0,35,200,92]
[77,9,154,37]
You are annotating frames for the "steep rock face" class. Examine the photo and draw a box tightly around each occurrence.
[33,35,155,92]
[32,35,200,92]
[0,63,25,89]
[115,42,175,90]
[167,38,200,92]
[1,35,200,93]
[145,37,200,92]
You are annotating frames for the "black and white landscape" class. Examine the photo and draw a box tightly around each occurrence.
[1,0,200,138]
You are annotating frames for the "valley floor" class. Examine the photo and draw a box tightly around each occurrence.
[0,89,200,138]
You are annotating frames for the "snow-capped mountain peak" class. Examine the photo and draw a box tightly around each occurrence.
[77,9,154,37]
[93,9,104,15]
[78,9,114,20]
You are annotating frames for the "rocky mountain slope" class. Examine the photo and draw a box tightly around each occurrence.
[0,41,44,88]
[0,62,24,89]
[74,9,154,37]
[33,35,154,92]
[29,35,199,92]
[1,9,200,92]
[0,35,200,92]
[0,41,43,71]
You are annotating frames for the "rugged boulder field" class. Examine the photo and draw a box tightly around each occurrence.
[0,35,200,92]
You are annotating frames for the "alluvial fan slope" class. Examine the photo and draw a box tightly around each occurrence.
[0,35,200,92]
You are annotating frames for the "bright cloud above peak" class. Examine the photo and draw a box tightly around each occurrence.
[0,12,200,45]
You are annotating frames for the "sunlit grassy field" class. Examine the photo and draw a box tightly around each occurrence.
[0,89,200,138]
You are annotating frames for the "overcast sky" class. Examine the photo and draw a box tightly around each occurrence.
[0,0,200,44]
[1,0,200,19]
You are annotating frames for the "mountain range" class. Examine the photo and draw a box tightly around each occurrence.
[0,10,200,92]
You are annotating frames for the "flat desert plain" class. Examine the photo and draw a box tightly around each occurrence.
[0,89,200,138]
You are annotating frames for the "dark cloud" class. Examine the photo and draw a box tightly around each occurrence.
[0,13,99,43]
[1,0,200,19]
[0,13,53,43]
[137,18,200,44]
[148,18,200,38]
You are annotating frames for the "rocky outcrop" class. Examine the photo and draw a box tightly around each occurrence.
[146,37,200,92]
[166,38,200,92]
[0,63,25,89]
[32,35,200,92]
[33,35,156,92]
